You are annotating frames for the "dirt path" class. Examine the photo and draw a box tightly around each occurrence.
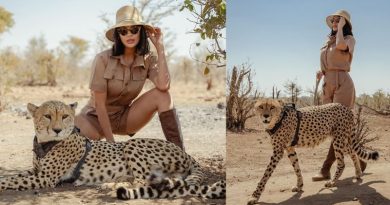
[0,84,226,205]
[227,113,390,205]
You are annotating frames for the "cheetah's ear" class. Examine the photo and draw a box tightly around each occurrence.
[69,102,78,111]
[27,103,38,115]
[277,99,285,106]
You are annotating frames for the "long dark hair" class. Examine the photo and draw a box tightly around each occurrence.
[111,26,150,56]
[330,22,353,37]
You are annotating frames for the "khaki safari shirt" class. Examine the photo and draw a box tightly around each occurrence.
[86,49,158,115]
[320,35,355,72]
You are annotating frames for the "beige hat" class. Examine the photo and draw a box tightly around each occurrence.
[105,5,155,42]
[326,10,352,29]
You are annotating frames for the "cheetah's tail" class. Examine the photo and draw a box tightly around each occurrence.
[352,138,379,161]
[116,180,226,200]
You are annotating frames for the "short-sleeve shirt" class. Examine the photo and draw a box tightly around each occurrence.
[86,49,159,115]
[320,35,355,72]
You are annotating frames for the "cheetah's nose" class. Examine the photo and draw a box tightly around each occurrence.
[263,114,270,118]
[53,129,62,134]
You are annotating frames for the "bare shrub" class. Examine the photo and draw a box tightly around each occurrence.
[354,105,379,148]
[283,79,302,104]
[227,63,259,132]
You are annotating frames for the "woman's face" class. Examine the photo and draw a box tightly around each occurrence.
[331,16,340,31]
[117,26,141,48]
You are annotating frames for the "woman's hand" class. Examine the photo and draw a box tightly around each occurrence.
[337,17,346,29]
[316,70,324,81]
[148,27,164,52]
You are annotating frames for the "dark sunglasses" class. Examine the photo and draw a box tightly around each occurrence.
[330,18,340,23]
[117,26,141,36]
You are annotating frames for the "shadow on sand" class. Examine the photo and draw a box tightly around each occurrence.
[258,175,389,205]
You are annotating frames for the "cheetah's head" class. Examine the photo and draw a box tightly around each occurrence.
[254,99,284,125]
[27,100,77,143]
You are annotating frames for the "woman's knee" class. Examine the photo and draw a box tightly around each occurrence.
[150,88,173,107]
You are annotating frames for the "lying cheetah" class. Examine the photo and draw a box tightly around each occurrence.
[0,100,225,200]
[248,99,379,205]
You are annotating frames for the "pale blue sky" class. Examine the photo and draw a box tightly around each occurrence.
[0,0,199,59]
[228,0,390,95]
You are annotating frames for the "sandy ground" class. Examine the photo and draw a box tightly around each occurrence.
[227,111,390,205]
[0,82,226,205]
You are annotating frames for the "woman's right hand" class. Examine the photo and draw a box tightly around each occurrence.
[316,70,324,81]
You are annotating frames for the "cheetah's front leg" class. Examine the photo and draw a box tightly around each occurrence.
[0,174,56,191]
[286,147,303,192]
[247,149,284,205]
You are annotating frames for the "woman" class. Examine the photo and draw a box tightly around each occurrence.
[312,10,365,181]
[75,5,184,150]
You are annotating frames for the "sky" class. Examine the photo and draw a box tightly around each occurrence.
[228,0,390,96]
[0,0,201,60]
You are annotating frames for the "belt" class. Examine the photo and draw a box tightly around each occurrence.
[326,69,347,72]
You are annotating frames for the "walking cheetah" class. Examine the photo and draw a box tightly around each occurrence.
[0,100,225,200]
[247,99,379,205]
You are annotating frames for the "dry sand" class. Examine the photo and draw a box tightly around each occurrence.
[0,83,226,205]
[227,111,390,205]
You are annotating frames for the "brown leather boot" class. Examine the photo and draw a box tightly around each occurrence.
[312,143,335,181]
[159,109,185,150]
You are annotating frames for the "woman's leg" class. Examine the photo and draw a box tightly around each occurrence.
[333,72,355,109]
[125,88,173,134]
[124,88,184,149]
[313,74,337,181]
[75,114,104,140]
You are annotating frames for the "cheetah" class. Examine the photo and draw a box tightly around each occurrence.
[0,100,225,200]
[247,99,379,205]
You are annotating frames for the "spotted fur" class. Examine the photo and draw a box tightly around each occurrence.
[0,100,225,201]
[247,99,379,205]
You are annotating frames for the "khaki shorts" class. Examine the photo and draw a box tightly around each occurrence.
[78,105,131,135]
[322,71,355,109]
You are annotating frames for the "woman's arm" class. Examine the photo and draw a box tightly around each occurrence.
[148,27,170,91]
[335,17,348,50]
[94,91,115,143]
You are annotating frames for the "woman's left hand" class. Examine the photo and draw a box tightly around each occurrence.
[338,17,346,29]
[148,27,164,51]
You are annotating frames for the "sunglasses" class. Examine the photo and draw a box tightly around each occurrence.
[117,26,141,36]
[330,18,340,24]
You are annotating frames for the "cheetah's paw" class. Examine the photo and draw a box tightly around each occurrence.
[325,181,335,188]
[291,186,302,192]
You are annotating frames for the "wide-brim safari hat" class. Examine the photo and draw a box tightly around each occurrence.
[326,10,352,29]
[105,5,155,42]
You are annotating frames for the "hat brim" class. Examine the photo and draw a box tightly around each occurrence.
[105,20,155,42]
[326,15,352,29]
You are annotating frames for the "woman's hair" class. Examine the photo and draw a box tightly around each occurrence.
[330,22,353,36]
[111,26,150,56]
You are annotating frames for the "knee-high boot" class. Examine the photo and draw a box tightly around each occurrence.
[159,109,185,150]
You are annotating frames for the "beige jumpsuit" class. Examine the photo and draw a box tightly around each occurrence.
[320,35,356,109]
[78,49,159,135]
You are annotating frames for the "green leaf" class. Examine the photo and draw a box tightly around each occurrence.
[203,67,210,75]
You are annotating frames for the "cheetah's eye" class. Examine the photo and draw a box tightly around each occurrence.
[62,114,69,120]
[270,106,275,110]
[44,114,51,120]
[259,105,264,109]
